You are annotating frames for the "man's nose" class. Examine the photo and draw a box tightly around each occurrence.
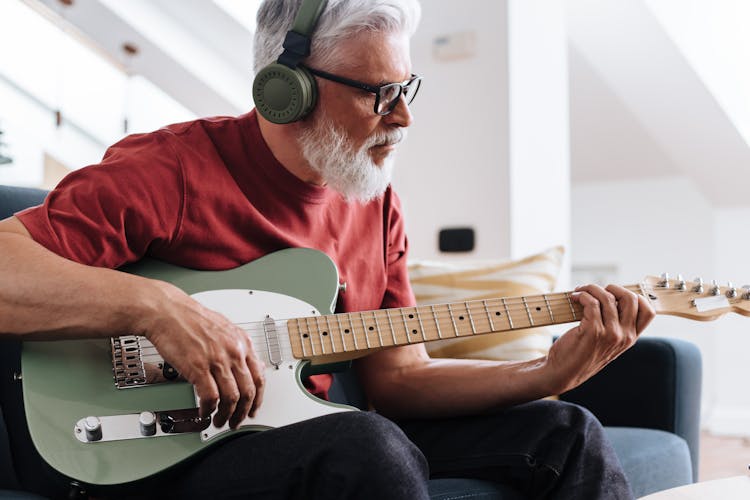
[383,95,413,128]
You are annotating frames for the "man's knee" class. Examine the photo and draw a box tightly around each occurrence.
[524,399,602,434]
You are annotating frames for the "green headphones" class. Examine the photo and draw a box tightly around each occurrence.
[252,0,328,124]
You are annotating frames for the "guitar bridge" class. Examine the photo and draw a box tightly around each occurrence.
[111,336,185,388]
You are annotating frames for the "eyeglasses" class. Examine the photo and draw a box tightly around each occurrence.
[303,66,422,116]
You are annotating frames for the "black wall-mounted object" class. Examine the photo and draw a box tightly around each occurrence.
[439,227,475,252]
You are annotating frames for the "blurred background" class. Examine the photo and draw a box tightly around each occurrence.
[1,0,749,478]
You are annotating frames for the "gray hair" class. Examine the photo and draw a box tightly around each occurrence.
[253,0,421,73]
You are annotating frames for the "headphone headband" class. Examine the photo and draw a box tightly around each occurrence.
[277,0,328,68]
[253,0,328,124]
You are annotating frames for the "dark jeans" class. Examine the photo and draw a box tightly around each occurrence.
[0,341,633,499]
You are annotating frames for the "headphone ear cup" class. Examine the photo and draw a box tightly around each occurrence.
[253,63,317,124]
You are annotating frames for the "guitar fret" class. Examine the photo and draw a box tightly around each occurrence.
[296,318,308,357]
[347,313,359,350]
[372,311,384,347]
[543,294,554,323]
[324,315,336,353]
[416,309,427,342]
[304,317,316,356]
[400,309,412,344]
[566,293,577,320]
[336,314,348,352]
[502,298,514,329]
[522,297,534,326]
[483,300,495,331]
[447,303,459,337]
[314,316,326,355]
[386,310,398,345]
[360,314,371,348]
[431,305,442,338]
[465,301,477,334]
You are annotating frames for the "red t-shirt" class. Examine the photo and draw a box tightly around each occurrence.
[16,110,416,399]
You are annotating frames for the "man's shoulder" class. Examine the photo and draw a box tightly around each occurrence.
[158,112,255,141]
[102,112,256,166]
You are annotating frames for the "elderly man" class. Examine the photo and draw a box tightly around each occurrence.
[0,0,652,498]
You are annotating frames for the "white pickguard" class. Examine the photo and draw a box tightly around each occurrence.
[190,289,355,440]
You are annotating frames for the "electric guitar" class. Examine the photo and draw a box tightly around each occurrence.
[20,248,749,486]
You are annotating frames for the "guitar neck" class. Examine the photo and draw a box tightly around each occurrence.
[287,284,645,360]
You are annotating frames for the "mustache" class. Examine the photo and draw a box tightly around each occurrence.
[366,128,407,148]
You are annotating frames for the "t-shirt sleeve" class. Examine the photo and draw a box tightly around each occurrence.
[15,131,184,268]
[381,189,417,309]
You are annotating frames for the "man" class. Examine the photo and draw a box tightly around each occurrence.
[0,0,653,498]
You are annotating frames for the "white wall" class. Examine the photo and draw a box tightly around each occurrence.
[507,0,570,286]
[710,207,750,435]
[394,0,510,261]
[395,0,570,283]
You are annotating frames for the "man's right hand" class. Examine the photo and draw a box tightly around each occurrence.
[137,281,266,429]
[0,217,265,429]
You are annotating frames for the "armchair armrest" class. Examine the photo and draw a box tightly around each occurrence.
[559,336,702,482]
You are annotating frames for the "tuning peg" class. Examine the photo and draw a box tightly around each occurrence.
[659,273,670,288]
[726,282,737,298]
[742,286,750,300]
[676,274,686,291]
[693,277,704,293]
[711,280,720,296]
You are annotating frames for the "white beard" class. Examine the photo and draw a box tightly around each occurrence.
[297,114,406,203]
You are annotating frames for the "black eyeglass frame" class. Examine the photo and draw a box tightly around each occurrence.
[302,65,422,116]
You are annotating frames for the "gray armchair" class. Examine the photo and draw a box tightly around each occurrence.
[0,185,701,499]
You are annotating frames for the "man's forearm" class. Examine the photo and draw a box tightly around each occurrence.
[358,347,555,420]
[0,231,158,339]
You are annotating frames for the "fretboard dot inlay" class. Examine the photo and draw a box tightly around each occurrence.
[322,332,328,336]
[408,314,414,319]
[459,316,464,320]
[302,333,309,338]
[495,312,501,316]
[536,307,542,311]
[368,326,374,331]
[344,329,350,334]
[411,329,418,334]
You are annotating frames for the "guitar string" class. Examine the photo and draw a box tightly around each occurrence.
[226,286,649,328]
[133,285,657,347]
[228,286,653,335]
[129,283,734,360]
[125,301,622,358]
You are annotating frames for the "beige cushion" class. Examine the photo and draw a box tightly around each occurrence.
[408,246,564,361]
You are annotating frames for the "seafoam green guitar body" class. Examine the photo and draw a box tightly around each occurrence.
[21,248,355,486]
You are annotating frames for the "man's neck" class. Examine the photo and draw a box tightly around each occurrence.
[256,115,326,186]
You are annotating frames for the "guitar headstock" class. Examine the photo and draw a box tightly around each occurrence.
[641,274,750,321]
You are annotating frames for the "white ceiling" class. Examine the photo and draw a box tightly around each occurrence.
[566,0,750,206]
